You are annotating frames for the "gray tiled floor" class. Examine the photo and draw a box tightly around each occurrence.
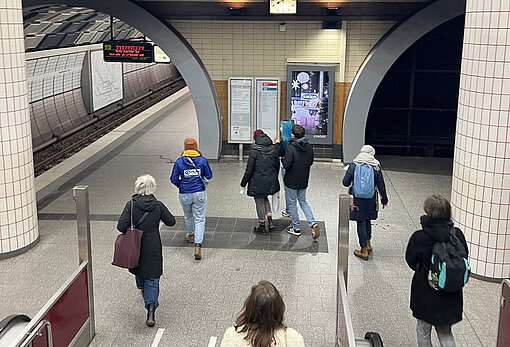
[0,95,502,346]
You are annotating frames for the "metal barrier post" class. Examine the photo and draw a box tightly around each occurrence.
[73,185,96,338]
[336,194,354,347]
[239,143,244,161]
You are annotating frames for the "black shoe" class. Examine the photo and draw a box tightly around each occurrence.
[286,227,301,236]
[146,304,156,327]
[267,216,274,230]
[253,224,267,234]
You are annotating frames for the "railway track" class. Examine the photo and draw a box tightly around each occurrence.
[33,78,186,175]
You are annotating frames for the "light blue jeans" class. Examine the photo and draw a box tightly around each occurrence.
[285,186,316,230]
[136,276,160,309]
[179,190,207,244]
[281,168,290,214]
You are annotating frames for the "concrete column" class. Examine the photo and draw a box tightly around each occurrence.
[452,0,510,279]
[0,0,39,258]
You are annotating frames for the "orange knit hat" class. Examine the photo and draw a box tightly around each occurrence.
[184,138,198,151]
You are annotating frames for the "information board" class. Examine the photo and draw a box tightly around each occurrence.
[103,41,154,63]
[228,78,253,143]
[255,78,280,140]
[90,50,123,112]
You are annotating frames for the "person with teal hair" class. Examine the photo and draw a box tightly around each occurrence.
[278,120,293,217]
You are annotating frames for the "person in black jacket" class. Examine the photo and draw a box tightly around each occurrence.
[117,174,176,327]
[241,129,280,234]
[282,125,320,239]
[405,194,468,347]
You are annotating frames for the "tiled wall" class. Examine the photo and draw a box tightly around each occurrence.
[172,20,392,147]
[452,0,510,279]
[0,0,39,255]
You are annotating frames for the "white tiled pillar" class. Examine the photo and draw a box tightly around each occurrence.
[0,0,39,257]
[452,0,510,279]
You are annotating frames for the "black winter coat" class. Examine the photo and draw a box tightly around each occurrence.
[342,163,388,221]
[405,216,468,326]
[282,137,314,190]
[241,134,280,197]
[117,194,175,278]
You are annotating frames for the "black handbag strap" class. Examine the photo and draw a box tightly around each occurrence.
[130,200,149,228]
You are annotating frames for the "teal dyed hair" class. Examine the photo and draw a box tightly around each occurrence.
[281,120,293,151]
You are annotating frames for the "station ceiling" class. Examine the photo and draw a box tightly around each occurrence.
[22,0,432,51]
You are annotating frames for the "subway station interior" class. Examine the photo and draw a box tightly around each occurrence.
[0,0,509,346]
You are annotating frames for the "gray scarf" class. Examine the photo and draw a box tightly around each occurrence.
[352,145,380,170]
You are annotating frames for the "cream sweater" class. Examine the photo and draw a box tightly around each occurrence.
[220,326,305,347]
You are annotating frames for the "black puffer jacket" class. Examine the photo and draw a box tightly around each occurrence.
[241,134,280,197]
[405,216,468,326]
[117,194,175,278]
[282,137,314,190]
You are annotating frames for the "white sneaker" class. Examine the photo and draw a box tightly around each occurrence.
[282,211,291,218]
[286,227,301,236]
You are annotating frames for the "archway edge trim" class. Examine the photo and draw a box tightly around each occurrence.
[342,0,465,162]
[23,0,222,159]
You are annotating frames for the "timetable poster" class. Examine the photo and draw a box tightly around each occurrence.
[229,78,253,143]
[256,79,279,140]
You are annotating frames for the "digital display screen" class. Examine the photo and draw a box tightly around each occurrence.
[103,41,154,63]
[290,70,330,137]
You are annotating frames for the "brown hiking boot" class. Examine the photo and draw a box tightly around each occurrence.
[194,243,202,260]
[367,240,372,254]
[354,247,369,261]
[185,234,194,243]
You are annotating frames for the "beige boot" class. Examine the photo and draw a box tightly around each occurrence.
[185,234,194,243]
[194,243,202,260]
[367,240,372,254]
[354,247,369,261]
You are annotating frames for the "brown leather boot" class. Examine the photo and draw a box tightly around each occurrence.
[194,243,202,260]
[367,240,372,254]
[354,247,369,261]
[185,234,194,243]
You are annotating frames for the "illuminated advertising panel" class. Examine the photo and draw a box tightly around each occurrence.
[103,41,154,63]
[286,65,335,144]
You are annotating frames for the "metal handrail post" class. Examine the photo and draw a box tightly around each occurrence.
[336,194,353,346]
[73,185,96,338]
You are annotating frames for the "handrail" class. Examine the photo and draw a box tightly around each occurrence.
[17,320,53,347]
[336,193,356,346]
[0,315,30,338]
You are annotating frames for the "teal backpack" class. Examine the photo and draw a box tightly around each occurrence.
[353,164,375,199]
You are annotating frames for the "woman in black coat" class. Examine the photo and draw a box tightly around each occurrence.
[405,194,468,347]
[117,174,175,327]
[342,145,388,260]
[240,129,280,234]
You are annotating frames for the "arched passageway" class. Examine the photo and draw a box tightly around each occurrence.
[342,0,465,162]
[24,0,223,159]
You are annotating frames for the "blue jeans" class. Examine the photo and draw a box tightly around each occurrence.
[356,219,372,248]
[136,276,160,308]
[285,186,316,230]
[179,190,207,244]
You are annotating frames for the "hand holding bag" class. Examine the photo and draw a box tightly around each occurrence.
[112,200,149,269]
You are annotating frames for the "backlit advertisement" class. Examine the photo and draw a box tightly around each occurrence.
[286,66,334,144]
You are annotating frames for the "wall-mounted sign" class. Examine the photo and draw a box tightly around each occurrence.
[228,78,253,143]
[286,65,335,144]
[255,78,280,140]
[103,41,154,63]
[154,46,171,63]
[89,50,124,112]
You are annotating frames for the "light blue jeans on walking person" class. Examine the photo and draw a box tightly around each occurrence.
[179,190,207,244]
[285,186,316,230]
[136,276,160,308]
[416,319,456,347]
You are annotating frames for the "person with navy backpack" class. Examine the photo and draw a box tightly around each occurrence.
[405,194,469,347]
[342,145,388,260]
[171,138,213,260]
